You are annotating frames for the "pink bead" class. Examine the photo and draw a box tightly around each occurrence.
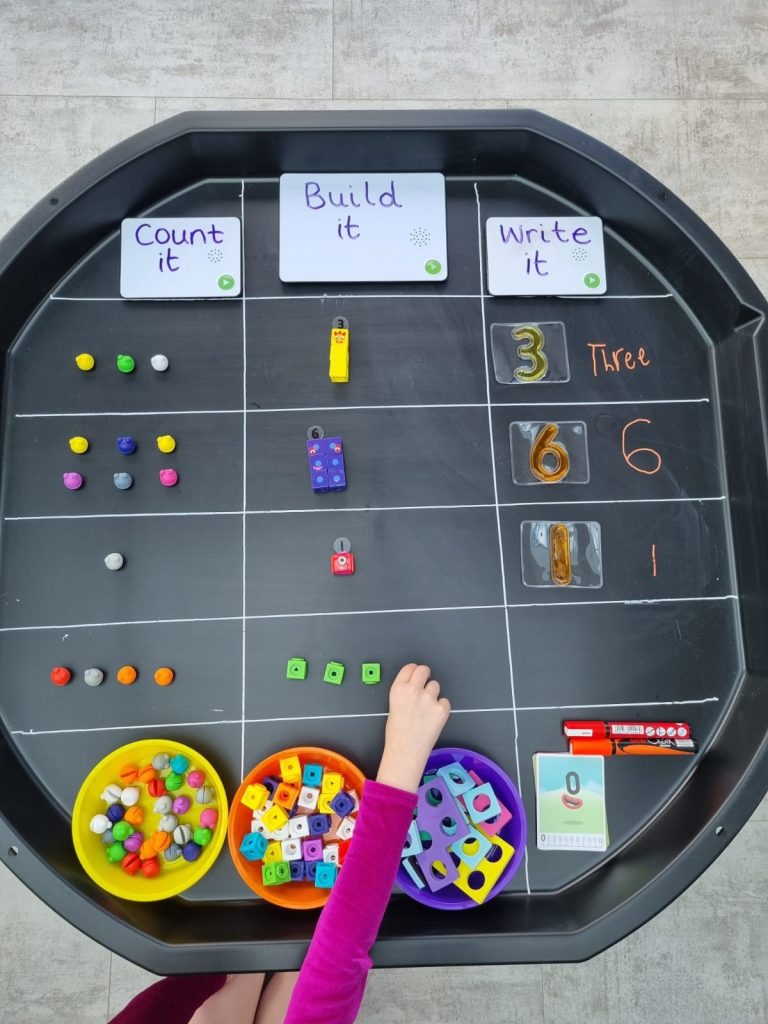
[62,472,83,490]
[124,832,143,853]
[172,795,191,814]
[159,468,178,487]
[200,808,218,830]
[187,770,205,789]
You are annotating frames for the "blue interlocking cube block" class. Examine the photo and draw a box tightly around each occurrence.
[328,468,346,491]
[325,437,347,491]
[240,832,268,861]
[330,791,355,817]
[303,763,323,787]
[308,813,331,835]
[289,860,305,882]
[307,440,330,493]
[261,776,280,799]
[314,862,338,889]
[305,861,318,881]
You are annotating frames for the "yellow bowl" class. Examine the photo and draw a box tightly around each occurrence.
[72,738,229,902]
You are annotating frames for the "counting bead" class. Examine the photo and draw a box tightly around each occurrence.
[68,436,89,454]
[116,436,137,455]
[196,785,215,805]
[122,852,141,875]
[89,814,110,835]
[173,824,192,846]
[101,784,122,804]
[172,796,191,815]
[139,839,156,860]
[182,841,202,862]
[158,814,178,833]
[200,808,218,830]
[154,667,174,687]
[101,829,114,845]
[119,765,138,785]
[151,354,169,372]
[117,665,137,685]
[170,754,189,774]
[116,354,135,374]
[141,857,161,878]
[157,434,176,453]
[106,841,126,864]
[193,827,212,847]
[62,472,84,490]
[124,806,143,827]
[147,779,166,798]
[137,765,156,784]
[120,786,140,807]
[106,803,125,824]
[152,753,170,771]
[50,666,71,687]
[154,796,172,814]
[112,821,133,842]
[83,668,104,687]
[159,468,178,487]
[104,552,124,571]
[164,843,182,862]
[150,831,171,853]
[124,833,143,853]
[113,472,133,490]
[187,770,205,789]
[165,772,183,792]
[75,353,95,371]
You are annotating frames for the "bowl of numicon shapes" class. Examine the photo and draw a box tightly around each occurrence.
[228,746,365,909]
[72,739,228,901]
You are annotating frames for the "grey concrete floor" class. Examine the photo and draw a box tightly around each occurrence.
[1,2,767,1022]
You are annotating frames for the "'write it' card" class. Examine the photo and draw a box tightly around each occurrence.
[533,753,608,852]
[486,216,606,296]
[279,173,447,283]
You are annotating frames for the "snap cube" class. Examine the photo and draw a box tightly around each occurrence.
[281,838,302,862]
[290,860,305,882]
[262,863,279,886]
[241,783,268,812]
[307,439,329,493]
[362,662,381,684]
[318,794,335,814]
[262,776,280,798]
[330,791,355,817]
[325,438,347,491]
[337,817,356,841]
[331,551,355,576]
[279,756,302,784]
[302,837,323,861]
[239,832,268,861]
[274,783,299,810]
[305,861,318,881]
[287,816,310,838]
[264,841,283,864]
[315,863,338,888]
[250,817,268,836]
[329,327,350,383]
[271,823,290,841]
[308,813,331,835]
[321,772,343,796]
[323,843,340,865]
[298,785,320,810]
[262,805,289,832]
[302,763,323,787]
[286,657,308,680]
[275,862,291,884]
[323,661,345,685]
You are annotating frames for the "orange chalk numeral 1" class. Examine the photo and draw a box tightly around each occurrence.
[530,423,571,483]
[621,418,662,476]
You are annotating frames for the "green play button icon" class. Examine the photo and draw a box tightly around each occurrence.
[424,259,442,276]
[583,272,601,289]
[218,274,236,291]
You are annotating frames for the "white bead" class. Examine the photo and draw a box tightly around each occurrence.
[151,354,169,372]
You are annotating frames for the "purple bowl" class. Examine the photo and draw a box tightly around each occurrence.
[396,746,527,910]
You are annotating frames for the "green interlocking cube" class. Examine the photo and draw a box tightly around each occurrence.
[323,661,345,685]
[361,662,381,684]
[286,657,308,680]
[275,861,291,883]
[262,863,279,886]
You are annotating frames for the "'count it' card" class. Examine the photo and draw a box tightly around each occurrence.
[279,173,447,283]
[533,752,608,852]
[486,216,606,296]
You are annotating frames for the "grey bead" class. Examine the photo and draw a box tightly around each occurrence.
[152,753,170,771]
[164,843,182,862]
[196,786,215,805]
[153,796,173,814]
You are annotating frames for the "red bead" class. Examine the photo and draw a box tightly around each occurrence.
[147,779,167,798]
[141,857,161,878]
[331,552,355,576]
[122,852,141,875]
[50,666,72,686]
[337,839,352,864]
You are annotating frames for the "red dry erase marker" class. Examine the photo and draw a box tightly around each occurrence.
[563,720,691,740]
[569,738,698,757]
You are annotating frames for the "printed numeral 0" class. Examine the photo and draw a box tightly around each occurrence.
[530,423,571,483]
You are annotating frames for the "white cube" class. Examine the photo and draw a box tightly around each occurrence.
[337,818,356,841]
[251,819,268,835]
[281,838,302,862]
[298,786,320,810]
[271,824,290,841]
[323,843,340,865]
[288,816,310,838]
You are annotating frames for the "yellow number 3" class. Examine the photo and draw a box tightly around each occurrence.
[513,325,548,383]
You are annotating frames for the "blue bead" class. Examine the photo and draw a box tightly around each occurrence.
[106,803,125,823]
[170,754,190,774]
[116,436,137,455]
[182,841,202,862]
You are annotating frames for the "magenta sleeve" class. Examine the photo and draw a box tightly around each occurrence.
[283,779,417,1024]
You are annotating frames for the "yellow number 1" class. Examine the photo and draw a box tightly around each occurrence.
[513,325,548,383]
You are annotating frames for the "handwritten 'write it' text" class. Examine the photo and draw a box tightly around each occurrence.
[304,180,403,240]
[588,342,651,376]
[498,220,592,277]
[133,222,225,273]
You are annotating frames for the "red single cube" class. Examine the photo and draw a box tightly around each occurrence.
[331,552,355,576]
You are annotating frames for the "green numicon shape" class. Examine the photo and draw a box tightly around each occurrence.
[323,661,345,685]
[116,353,135,373]
[286,657,308,680]
[362,662,381,684]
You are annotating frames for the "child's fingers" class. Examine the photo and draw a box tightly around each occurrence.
[424,678,442,700]
[405,664,432,690]
[438,697,451,715]
[391,663,418,688]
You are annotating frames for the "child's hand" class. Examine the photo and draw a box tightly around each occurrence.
[376,664,451,794]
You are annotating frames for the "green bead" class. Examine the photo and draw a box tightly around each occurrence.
[165,772,184,791]
[361,662,381,684]
[193,827,212,847]
[116,354,135,373]
[106,841,126,863]
[286,657,308,680]
[323,661,345,685]
[275,862,291,883]
[112,822,133,842]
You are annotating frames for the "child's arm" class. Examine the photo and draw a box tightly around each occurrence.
[283,663,450,1024]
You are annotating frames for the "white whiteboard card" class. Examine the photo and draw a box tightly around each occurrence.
[485,216,607,296]
[279,173,447,282]
[120,218,241,298]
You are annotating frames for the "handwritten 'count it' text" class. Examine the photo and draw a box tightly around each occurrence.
[304,180,403,240]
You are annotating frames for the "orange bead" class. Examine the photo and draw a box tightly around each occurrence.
[154,667,174,687]
[150,831,171,852]
[139,839,156,861]
[117,665,138,685]
[137,765,156,783]
[119,764,138,785]
[124,805,144,826]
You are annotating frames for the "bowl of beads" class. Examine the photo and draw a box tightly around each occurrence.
[228,746,365,909]
[396,746,527,909]
[72,739,228,901]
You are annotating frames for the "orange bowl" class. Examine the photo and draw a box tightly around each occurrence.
[228,746,366,909]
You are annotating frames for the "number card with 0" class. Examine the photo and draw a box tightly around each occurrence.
[509,421,590,485]
[490,322,570,385]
